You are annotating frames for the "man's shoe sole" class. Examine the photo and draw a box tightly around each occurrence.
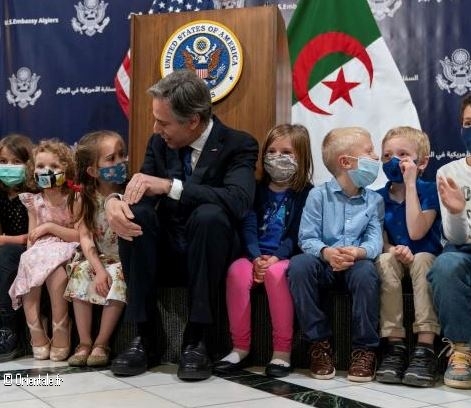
[110,364,147,377]
[177,367,212,381]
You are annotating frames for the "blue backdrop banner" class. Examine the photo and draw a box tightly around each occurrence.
[1,0,470,180]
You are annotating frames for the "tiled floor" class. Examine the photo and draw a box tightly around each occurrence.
[0,358,470,407]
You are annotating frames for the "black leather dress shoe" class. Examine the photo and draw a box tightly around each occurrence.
[177,341,212,381]
[213,357,249,373]
[111,336,147,376]
[265,362,291,378]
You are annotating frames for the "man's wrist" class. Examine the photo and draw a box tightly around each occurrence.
[104,193,123,210]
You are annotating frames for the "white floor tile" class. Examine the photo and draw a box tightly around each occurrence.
[441,400,471,408]
[363,381,471,405]
[0,357,68,372]
[144,377,271,407]
[326,385,428,408]
[0,399,50,407]
[43,388,182,408]
[16,371,132,398]
[102,364,181,387]
[0,383,35,403]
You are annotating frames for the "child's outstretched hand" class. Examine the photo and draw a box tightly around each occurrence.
[437,176,465,214]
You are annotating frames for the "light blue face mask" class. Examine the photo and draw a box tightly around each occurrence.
[0,164,26,187]
[98,161,127,184]
[347,156,380,188]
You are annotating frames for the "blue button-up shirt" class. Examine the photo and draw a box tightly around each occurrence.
[299,178,384,260]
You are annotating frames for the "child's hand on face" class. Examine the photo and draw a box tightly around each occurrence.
[393,245,414,265]
[400,157,418,185]
[437,176,466,214]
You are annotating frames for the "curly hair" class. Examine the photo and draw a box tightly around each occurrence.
[26,139,75,194]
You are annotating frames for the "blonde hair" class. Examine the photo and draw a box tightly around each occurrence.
[261,124,313,192]
[382,126,430,163]
[322,127,371,175]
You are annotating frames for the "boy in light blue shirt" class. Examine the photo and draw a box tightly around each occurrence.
[288,127,384,383]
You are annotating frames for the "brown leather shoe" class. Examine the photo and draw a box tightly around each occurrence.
[347,349,376,382]
[309,340,335,379]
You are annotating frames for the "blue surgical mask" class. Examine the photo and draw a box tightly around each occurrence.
[34,169,65,189]
[98,162,127,184]
[461,126,471,152]
[347,156,380,188]
[382,156,403,183]
[0,164,26,187]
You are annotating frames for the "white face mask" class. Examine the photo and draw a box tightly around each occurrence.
[263,153,298,183]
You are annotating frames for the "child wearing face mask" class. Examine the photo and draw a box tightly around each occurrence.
[288,127,384,383]
[375,127,441,388]
[214,124,313,377]
[427,93,471,390]
[64,131,127,367]
[9,139,79,362]
[0,134,34,361]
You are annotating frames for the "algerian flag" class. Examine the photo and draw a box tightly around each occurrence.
[289,0,420,188]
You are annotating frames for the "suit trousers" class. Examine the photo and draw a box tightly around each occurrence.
[118,198,239,327]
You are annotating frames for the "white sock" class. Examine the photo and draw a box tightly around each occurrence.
[221,348,249,364]
[270,351,291,367]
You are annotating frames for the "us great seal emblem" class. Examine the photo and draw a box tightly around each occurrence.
[161,20,243,102]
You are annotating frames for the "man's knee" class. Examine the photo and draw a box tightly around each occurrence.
[130,199,158,228]
[188,204,230,230]
[428,252,470,285]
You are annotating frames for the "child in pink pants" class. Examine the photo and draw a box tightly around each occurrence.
[214,124,313,378]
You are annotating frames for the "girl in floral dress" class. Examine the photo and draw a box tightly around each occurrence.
[9,140,79,361]
[65,131,127,367]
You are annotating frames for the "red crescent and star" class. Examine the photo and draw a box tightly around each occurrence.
[292,31,374,115]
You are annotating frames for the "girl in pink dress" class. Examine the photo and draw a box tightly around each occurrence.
[9,140,79,361]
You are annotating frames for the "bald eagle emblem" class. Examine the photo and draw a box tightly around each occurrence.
[71,0,110,37]
[182,37,222,80]
[436,48,471,96]
[6,67,42,109]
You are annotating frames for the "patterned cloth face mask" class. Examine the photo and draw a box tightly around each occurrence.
[263,153,298,183]
[0,164,26,187]
[347,156,380,188]
[35,168,66,189]
[98,161,127,184]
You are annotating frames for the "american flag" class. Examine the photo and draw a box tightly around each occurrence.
[114,0,215,117]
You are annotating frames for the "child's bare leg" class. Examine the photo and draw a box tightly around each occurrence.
[23,286,48,346]
[46,266,70,349]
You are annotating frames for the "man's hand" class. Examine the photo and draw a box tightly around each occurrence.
[124,173,172,205]
[105,198,142,241]
[437,175,466,215]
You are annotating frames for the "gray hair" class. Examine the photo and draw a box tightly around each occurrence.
[147,69,212,124]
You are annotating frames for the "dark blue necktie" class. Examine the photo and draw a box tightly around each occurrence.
[180,146,193,179]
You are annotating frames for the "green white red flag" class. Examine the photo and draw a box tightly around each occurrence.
[289,0,420,187]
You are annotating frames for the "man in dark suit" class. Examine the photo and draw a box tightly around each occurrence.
[105,69,259,380]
